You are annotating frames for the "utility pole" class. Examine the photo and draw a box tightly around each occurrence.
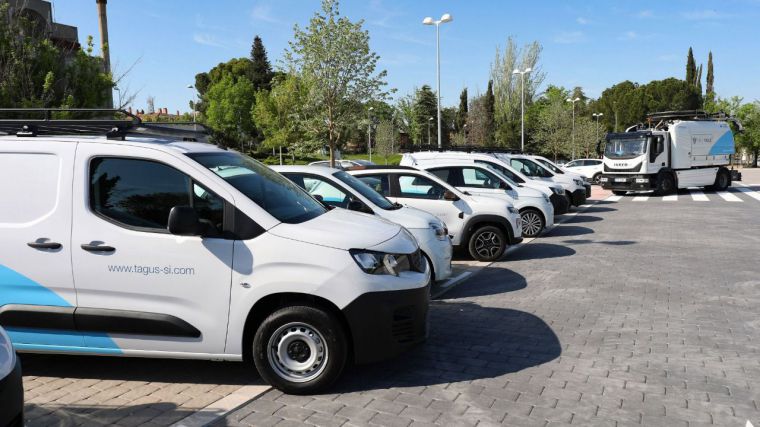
[367,107,374,163]
[567,97,581,160]
[96,0,113,108]
[513,68,532,152]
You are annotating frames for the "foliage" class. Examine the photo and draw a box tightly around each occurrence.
[205,73,257,150]
[284,0,392,166]
[484,80,495,145]
[455,88,468,133]
[0,4,113,108]
[374,119,396,164]
[466,94,489,146]
[250,35,274,91]
[735,100,760,167]
[414,85,437,144]
[394,92,418,145]
[532,95,572,161]
[252,74,310,153]
[686,47,696,87]
[705,51,715,107]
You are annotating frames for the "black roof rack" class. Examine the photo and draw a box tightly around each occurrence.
[645,110,726,122]
[403,145,523,154]
[0,108,211,141]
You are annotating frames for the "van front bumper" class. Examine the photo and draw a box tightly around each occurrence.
[570,189,587,206]
[600,174,653,191]
[550,193,569,215]
[342,284,429,365]
[0,356,23,427]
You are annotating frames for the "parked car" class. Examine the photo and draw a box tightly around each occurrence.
[491,153,589,206]
[274,165,453,283]
[417,162,554,238]
[401,152,570,214]
[563,158,604,183]
[527,155,593,196]
[308,159,375,170]
[347,166,523,261]
[0,326,23,427]
[0,113,430,394]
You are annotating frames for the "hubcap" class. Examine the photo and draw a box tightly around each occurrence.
[474,231,503,258]
[268,322,328,383]
[521,212,543,237]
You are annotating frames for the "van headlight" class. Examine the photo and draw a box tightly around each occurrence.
[507,206,519,214]
[350,249,425,276]
[551,187,564,195]
[0,328,15,379]
[573,178,584,186]
[430,222,448,241]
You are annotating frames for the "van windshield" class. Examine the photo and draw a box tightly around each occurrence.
[535,158,564,174]
[605,136,647,159]
[188,152,326,224]
[332,171,398,210]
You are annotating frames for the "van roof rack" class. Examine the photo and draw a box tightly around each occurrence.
[645,110,726,122]
[0,108,210,141]
[404,145,523,154]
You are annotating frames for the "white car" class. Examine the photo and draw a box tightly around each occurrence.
[401,152,570,214]
[347,167,523,262]
[563,158,604,183]
[0,116,430,394]
[274,165,453,283]
[528,155,594,195]
[418,162,554,238]
[309,159,374,170]
[492,153,589,206]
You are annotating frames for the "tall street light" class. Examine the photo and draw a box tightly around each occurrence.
[427,117,433,145]
[367,107,374,163]
[592,113,604,155]
[423,13,453,150]
[512,67,532,152]
[566,97,581,160]
[187,84,196,124]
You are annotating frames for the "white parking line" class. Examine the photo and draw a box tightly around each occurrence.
[690,190,709,201]
[662,194,678,201]
[716,191,743,202]
[607,195,623,202]
[172,384,271,427]
[632,196,649,202]
[732,186,760,201]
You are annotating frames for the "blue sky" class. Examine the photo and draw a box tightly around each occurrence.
[52,0,759,112]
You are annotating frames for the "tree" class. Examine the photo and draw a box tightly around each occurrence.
[533,98,572,161]
[374,119,396,164]
[467,94,489,146]
[205,73,256,150]
[484,80,496,145]
[284,0,391,167]
[395,92,419,145]
[455,88,468,133]
[252,74,310,155]
[414,85,437,145]
[735,101,760,167]
[686,47,696,87]
[574,116,598,158]
[250,35,274,91]
[706,51,715,107]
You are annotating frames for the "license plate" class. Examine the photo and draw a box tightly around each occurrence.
[614,178,627,182]
[600,177,608,182]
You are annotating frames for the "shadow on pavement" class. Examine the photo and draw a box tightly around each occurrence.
[563,239,636,246]
[329,301,561,394]
[437,266,526,299]
[20,354,258,385]
[582,206,617,213]
[24,402,194,427]
[559,215,603,224]
[508,243,576,261]
[544,225,593,238]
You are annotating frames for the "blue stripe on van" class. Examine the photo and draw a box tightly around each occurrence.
[0,264,122,354]
[708,131,735,156]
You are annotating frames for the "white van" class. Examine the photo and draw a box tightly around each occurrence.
[273,165,453,283]
[347,167,523,261]
[491,154,589,206]
[0,119,430,394]
[417,162,554,238]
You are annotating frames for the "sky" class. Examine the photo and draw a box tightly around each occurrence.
[51,0,760,113]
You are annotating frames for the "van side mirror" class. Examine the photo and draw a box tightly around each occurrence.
[347,199,373,214]
[168,206,202,236]
[443,190,460,201]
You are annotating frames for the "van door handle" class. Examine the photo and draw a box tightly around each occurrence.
[27,241,62,250]
[81,243,115,253]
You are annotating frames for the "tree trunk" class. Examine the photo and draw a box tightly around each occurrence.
[753,148,759,168]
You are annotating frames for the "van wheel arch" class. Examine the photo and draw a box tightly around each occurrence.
[242,293,353,363]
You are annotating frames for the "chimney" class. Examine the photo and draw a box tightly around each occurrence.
[96,0,113,108]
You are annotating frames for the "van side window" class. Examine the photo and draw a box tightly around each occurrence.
[398,174,447,200]
[355,174,391,197]
[90,158,224,234]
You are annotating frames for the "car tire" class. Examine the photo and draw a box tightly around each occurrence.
[468,225,507,261]
[592,173,602,184]
[253,305,347,395]
[654,173,675,196]
[709,169,730,191]
[612,190,627,196]
[520,208,545,238]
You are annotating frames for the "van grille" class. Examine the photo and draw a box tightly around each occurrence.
[392,306,417,343]
[604,162,642,173]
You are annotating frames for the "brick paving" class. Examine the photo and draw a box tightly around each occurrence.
[218,195,760,426]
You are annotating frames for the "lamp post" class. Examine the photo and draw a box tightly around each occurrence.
[367,107,374,163]
[512,67,532,152]
[592,112,604,154]
[566,97,581,160]
[423,13,453,150]
[427,117,433,145]
[187,84,197,124]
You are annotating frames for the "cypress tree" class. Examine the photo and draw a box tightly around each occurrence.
[485,80,495,145]
[706,51,714,98]
[686,47,696,87]
[250,35,274,91]
[455,88,468,132]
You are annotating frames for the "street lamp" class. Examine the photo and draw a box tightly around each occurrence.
[512,67,532,152]
[187,84,197,124]
[427,116,434,146]
[592,113,604,153]
[566,97,581,160]
[367,107,374,163]
[114,86,122,109]
[423,13,453,150]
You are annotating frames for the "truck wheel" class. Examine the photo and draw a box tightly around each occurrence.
[654,173,675,196]
[253,305,347,394]
[711,169,731,191]
[520,208,545,238]
[468,225,507,261]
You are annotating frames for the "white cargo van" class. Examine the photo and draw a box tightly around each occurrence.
[0,111,430,394]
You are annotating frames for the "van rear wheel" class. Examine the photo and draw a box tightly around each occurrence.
[253,305,347,394]
[711,169,730,191]
[468,225,507,261]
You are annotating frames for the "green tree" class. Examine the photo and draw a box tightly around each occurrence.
[395,92,419,145]
[284,0,391,166]
[705,51,715,107]
[205,73,257,151]
[194,57,253,118]
[414,85,437,145]
[686,47,696,87]
[250,35,274,91]
[252,74,310,154]
[484,80,496,145]
[374,119,396,164]
[736,101,760,167]
[533,98,572,161]
[455,88,468,133]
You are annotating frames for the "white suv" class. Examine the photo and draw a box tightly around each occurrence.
[347,167,523,261]
[274,165,453,283]
[563,158,604,183]
[492,153,588,206]
[0,116,429,394]
[528,155,593,194]
[418,162,554,238]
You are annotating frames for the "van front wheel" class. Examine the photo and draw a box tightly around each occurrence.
[253,305,347,394]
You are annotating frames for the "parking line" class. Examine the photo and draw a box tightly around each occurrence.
[662,194,678,201]
[690,190,709,201]
[607,195,623,202]
[632,196,649,202]
[732,186,760,202]
[716,191,743,202]
[172,384,271,427]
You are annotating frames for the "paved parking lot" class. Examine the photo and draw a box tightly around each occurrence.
[20,179,760,427]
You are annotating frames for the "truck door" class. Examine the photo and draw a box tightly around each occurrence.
[647,135,667,173]
[71,143,235,355]
[0,142,81,350]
